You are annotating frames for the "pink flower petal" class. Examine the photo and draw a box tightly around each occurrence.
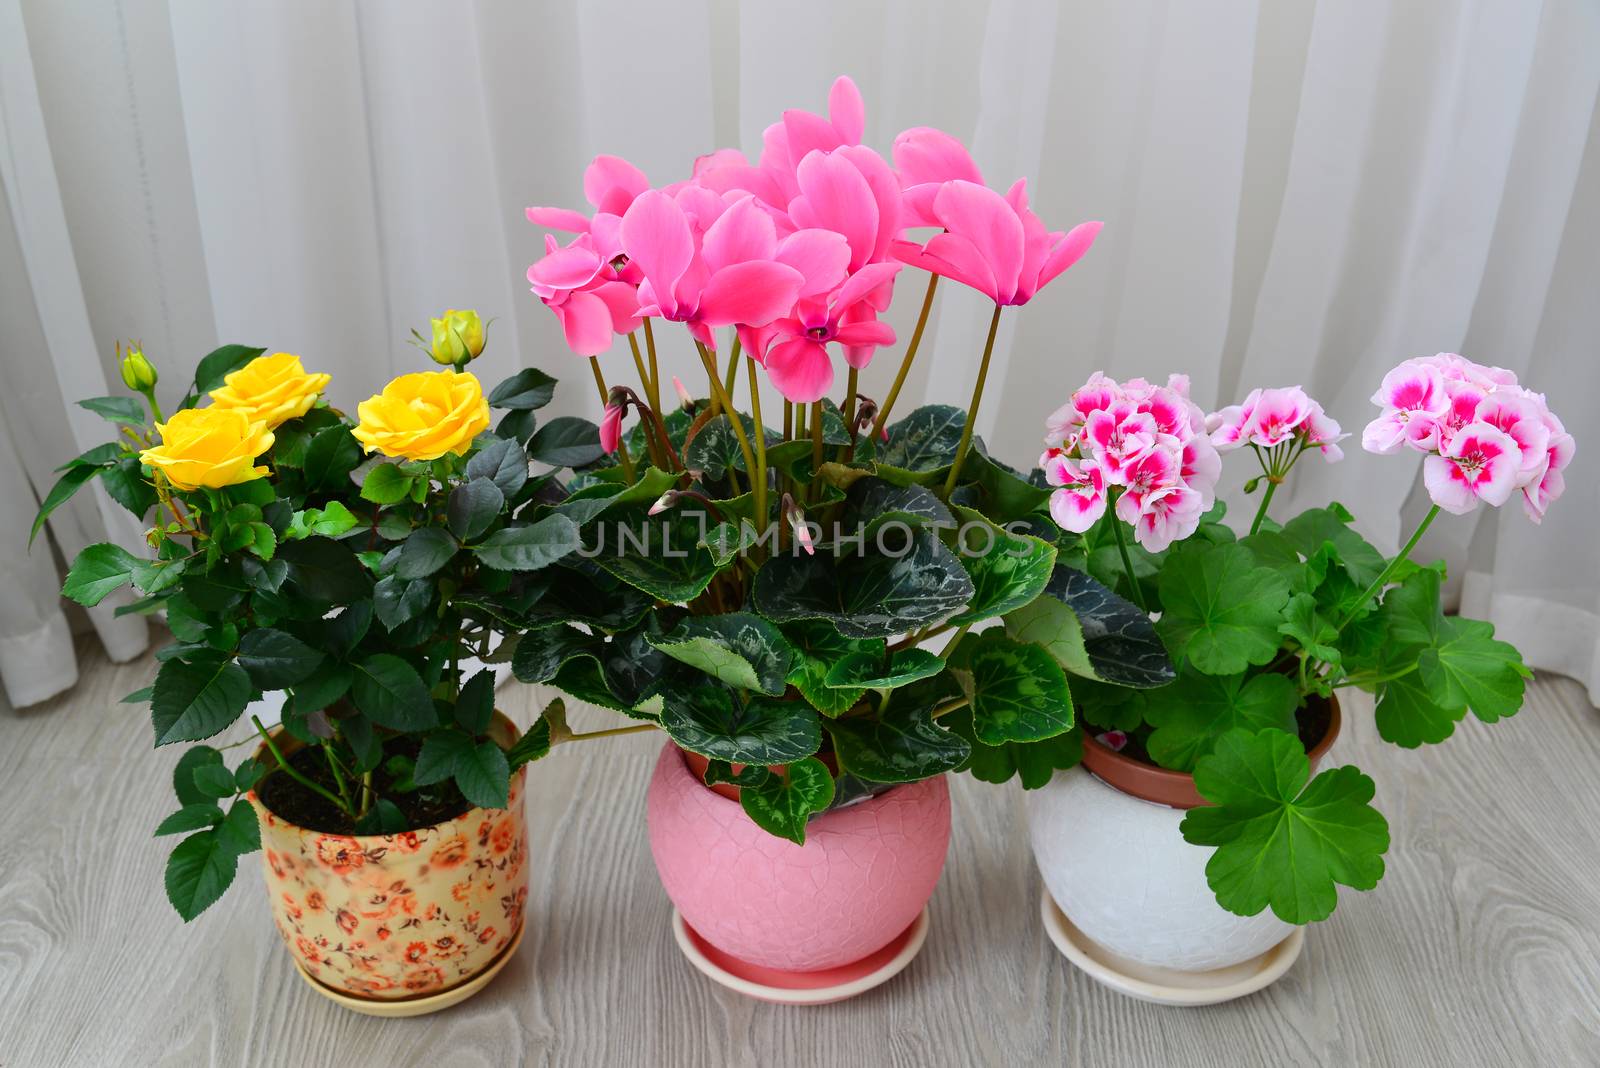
[898,232,1000,303]
[790,150,881,272]
[619,191,694,317]
[583,155,650,215]
[775,228,851,298]
[556,290,619,356]
[697,261,804,328]
[828,76,865,145]
[930,181,1025,303]
[700,196,778,274]
[892,127,983,187]
[765,338,835,403]
[526,206,592,233]
[1037,221,1103,290]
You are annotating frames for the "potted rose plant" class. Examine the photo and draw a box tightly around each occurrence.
[34,318,609,1014]
[1011,358,1570,1003]
[509,77,1175,1003]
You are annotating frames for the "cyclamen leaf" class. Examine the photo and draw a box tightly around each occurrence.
[739,758,836,845]
[1004,564,1174,688]
[950,526,1057,626]
[824,674,970,783]
[781,620,876,718]
[659,687,821,766]
[950,632,1074,745]
[823,647,945,690]
[647,613,794,696]
[1181,728,1390,925]
[1157,543,1291,675]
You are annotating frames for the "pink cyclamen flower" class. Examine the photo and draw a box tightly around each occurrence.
[893,126,984,227]
[890,179,1101,306]
[526,233,641,356]
[526,155,650,241]
[672,375,695,410]
[761,262,901,403]
[1422,421,1523,515]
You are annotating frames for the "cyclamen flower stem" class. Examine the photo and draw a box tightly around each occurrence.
[811,400,824,478]
[1107,492,1150,613]
[842,368,859,429]
[1248,478,1279,536]
[941,304,1004,498]
[589,359,636,481]
[745,356,770,531]
[627,331,658,413]
[872,273,939,439]
[642,319,662,412]
[563,722,660,743]
[1335,504,1442,632]
[695,342,758,486]
[783,399,793,440]
[723,339,742,400]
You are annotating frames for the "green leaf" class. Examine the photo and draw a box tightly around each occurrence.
[396,527,458,580]
[947,710,1082,789]
[373,574,432,630]
[165,829,241,921]
[488,367,557,410]
[448,477,505,541]
[472,514,581,571]
[950,523,1056,625]
[62,543,142,606]
[701,520,759,567]
[453,739,512,809]
[78,395,148,426]
[192,344,267,395]
[99,456,158,518]
[647,613,794,696]
[683,413,769,479]
[304,500,359,538]
[781,620,876,718]
[949,632,1074,744]
[1279,592,1341,664]
[155,803,224,836]
[1181,728,1390,924]
[1424,616,1528,724]
[302,425,361,492]
[506,699,562,770]
[1144,669,1300,771]
[173,746,224,805]
[351,654,436,730]
[31,460,110,544]
[959,451,1054,523]
[236,627,324,689]
[823,647,944,690]
[413,729,473,785]
[1157,543,1291,675]
[825,674,970,782]
[510,624,601,684]
[528,416,605,467]
[659,686,821,765]
[354,798,409,834]
[753,529,975,639]
[287,662,353,714]
[192,763,238,799]
[151,659,252,745]
[739,758,835,845]
[588,508,720,602]
[360,463,413,505]
[1374,664,1459,747]
[465,437,529,496]
[1003,564,1173,687]
[880,404,965,471]
[278,537,373,603]
[1280,505,1387,587]
[454,668,496,734]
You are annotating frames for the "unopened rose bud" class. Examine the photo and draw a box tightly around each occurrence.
[428,309,486,365]
[119,342,158,392]
[672,376,695,411]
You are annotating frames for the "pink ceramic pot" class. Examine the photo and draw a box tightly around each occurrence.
[646,742,951,973]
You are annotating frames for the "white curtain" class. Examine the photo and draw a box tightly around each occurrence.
[3,0,1597,707]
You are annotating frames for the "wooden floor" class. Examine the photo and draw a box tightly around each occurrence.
[3,636,1600,1067]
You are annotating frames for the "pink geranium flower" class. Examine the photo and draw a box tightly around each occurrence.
[1042,450,1106,532]
[890,180,1101,306]
[1422,421,1523,514]
[1362,360,1451,454]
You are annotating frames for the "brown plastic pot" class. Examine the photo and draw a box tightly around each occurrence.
[1079,694,1342,809]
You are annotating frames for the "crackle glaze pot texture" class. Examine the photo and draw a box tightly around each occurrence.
[1027,700,1341,973]
[647,743,951,972]
[249,714,529,1001]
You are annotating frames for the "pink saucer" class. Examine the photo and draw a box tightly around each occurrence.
[671,907,930,1005]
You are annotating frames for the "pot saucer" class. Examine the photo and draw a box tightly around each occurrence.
[671,907,929,1005]
[291,922,525,1017]
[1040,891,1303,1006]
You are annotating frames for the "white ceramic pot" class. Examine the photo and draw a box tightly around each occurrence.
[1027,697,1340,973]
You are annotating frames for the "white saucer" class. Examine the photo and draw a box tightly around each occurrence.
[671,907,929,1005]
[1040,890,1304,1006]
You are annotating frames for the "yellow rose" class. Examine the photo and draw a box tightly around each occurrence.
[351,369,490,461]
[429,309,486,366]
[208,352,331,428]
[141,407,274,492]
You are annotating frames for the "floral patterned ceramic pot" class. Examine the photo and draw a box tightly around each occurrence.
[646,742,951,974]
[1027,696,1341,974]
[249,712,529,1012]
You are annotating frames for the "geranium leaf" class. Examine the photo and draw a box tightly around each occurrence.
[1278,592,1342,664]
[658,686,821,766]
[948,632,1074,744]
[947,711,1083,789]
[739,757,835,845]
[1144,669,1300,771]
[647,612,794,696]
[1423,617,1529,724]
[1280,505,1387,587]
[1181,728,1390,924]
[1004,564,1174,687]
[1157,543,1291,675]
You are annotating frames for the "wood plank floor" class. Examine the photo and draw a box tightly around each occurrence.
[3,634,1599,1067]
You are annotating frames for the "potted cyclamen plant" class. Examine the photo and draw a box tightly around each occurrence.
[510,76,1173,1004]
[35,316,611,1015]
[1014,356,1570,1003]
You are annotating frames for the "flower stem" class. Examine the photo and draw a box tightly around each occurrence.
[811,400,824,477]
[252,715,350,816]
[642,319,661,411]
[746,357,769,533]
[941,304,1003,498]
[842,367,859,428]
[1248,478,1279,536]
[627,331,658,412]
[695,342,758,487]
[873,273,939,438]
[1336,504,1442,631]
[1107,494,1149,613]
[723,338,741,400]
[589,358,636,481]
[563,722,661,742]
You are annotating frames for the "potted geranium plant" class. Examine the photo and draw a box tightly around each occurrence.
[34,317,608,1014]
[1014,357,1570,1002]
[510,77,1175,1003]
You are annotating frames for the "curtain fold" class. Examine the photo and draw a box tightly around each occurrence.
[4,0,1597,705]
